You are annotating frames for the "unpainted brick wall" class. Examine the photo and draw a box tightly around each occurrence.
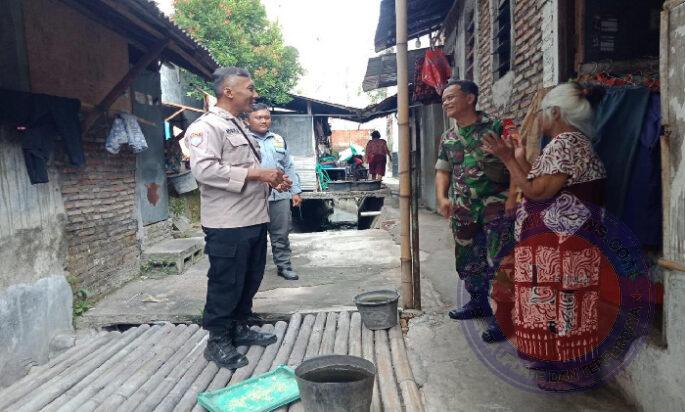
[476,0,544,123]
[58,117,140,295]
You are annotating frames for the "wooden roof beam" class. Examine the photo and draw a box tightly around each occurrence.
[98,0,214,78]
[81,39,170,134]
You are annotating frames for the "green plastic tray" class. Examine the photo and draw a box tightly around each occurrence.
[196,365,300,412]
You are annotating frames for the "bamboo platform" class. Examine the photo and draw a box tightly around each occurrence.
[0,312,424,412]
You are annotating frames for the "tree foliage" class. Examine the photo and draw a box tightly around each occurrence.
[173,0,302,104]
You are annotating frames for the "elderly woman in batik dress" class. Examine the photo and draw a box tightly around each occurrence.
[483,83,611,391]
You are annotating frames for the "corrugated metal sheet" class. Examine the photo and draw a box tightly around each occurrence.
[270,115,315,158]
[292,156,318,192]
[160,64,205,109]
[133,70,169,225]
[362,48,429,92]
[0,312,423,412]
[374,0,455,52]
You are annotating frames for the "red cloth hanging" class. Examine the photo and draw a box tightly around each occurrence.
[420,49,452,95]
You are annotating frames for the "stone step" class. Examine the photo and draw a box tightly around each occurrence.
[142,237,204,275]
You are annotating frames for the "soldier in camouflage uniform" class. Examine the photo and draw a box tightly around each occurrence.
[435,79,515,343]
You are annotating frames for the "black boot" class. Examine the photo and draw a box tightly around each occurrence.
[481,318,507,343]
[448,297,493,320]
[204,330,249,369]
[232,322,278,346]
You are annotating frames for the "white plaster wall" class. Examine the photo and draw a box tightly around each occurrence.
[541,0,560,87]
[614,4,685,411]
[0,128,73,388]
[0,276,73,388]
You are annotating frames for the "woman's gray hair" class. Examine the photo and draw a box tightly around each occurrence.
[540,82,597,138]
[212,67,251,97]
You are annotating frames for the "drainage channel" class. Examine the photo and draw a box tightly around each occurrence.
[293,198,385,233]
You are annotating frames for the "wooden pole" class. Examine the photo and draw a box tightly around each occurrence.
[410,112,422,310]
[396,0,415,309]
[81,39,169,134]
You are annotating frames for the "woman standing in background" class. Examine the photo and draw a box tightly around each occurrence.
[365,130,391,181]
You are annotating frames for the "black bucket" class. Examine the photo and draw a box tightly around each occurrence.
[354,289,400,330]
[295,355,376,412]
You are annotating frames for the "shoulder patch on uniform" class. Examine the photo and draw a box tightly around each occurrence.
[273,135,286,149]
[189,131,204,147]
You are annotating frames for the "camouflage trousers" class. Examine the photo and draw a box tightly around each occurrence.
[452,213,515,300]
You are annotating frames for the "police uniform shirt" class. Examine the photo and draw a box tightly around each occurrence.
[251,131,302,202]
[187,106,269,229]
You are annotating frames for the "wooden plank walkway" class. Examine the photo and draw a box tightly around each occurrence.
[0,312,424,412]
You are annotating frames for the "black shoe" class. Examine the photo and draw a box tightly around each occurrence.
[448,300,493,320]
[232,322,278,347]
[204,332,248,369]
[481,319,507,343]
[277,268,299,280]
[245,312,267,324]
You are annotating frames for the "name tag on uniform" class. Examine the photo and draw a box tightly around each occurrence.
[226,128,241,134]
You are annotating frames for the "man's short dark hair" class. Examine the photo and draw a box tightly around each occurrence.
[251,103,270,112]
[446,79,479,105]
[371,130,381,139]
[212,67,251,97]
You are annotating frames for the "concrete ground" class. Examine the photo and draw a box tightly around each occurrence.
[79,229,403,327]
[379,189,635,411]
[80,183,636,410]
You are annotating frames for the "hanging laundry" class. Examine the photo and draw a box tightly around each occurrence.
[412,56,441,104]
[593,86,651,219]
[622,93,662,248]
[106,112,149,154]
[420,49,452,95]
[0,89,85,184]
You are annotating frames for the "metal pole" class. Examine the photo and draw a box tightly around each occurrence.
[395,0,414,309]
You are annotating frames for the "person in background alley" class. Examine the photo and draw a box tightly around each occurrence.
[365,130,392,181]
[483,83,608,390]
[245,103,302,281]
[435,79,516,343]
[187,67,291,369]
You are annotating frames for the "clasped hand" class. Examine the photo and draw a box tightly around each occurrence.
[481,131,516,161]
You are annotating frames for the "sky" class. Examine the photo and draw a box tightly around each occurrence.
[155,0,382,108]
[261,0,381,108]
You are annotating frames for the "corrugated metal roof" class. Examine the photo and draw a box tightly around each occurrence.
[275,94,362,117]
[270,94,404,123]
[362,48,430,92]
[67,0,218,79]
[0,312,423,412]
[374,0,455,52]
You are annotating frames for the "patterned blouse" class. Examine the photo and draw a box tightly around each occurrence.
[365,138,388,159]
[527,132,606,185]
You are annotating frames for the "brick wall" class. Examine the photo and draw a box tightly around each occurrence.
[476,0,495,113]
[330,129,374,152]
[58,116,140,295]
[475,0,544,123]
[509,0,544,121]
